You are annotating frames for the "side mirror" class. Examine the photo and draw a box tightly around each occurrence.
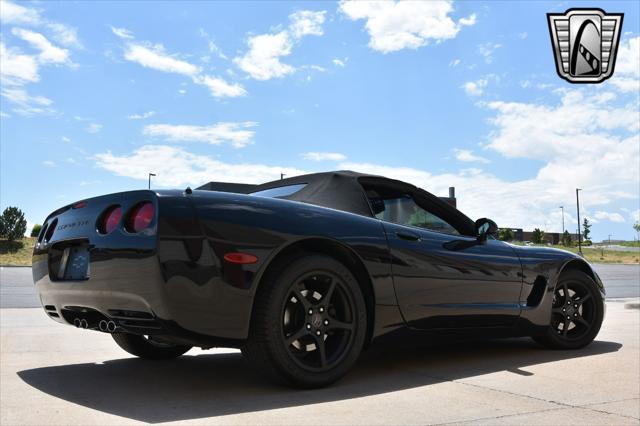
[475,218,498,242]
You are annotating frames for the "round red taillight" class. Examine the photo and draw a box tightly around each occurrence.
[98,205,122,234]
[127,202,154,233]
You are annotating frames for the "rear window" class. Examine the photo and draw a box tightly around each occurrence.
[250,183,307,198]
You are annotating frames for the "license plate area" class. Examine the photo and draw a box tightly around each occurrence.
[49,240,90,281]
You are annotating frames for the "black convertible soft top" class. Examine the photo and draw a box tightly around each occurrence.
[198,171,376,216]
[197,170,474,234]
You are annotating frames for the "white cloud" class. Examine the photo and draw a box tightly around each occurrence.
[95,145,306,187]
[629,209,640,223]
[46,22,81,48]
[339,0,476,53]
[42,160,55,167]
[111,26,134,39]
[0,0,41,25]
[127,111,156,120]
[289,10,326,39]
[234,10,326,80]
[120,37,246,98]
[195,75,247,98]
[333,58,346,67]
[462,78,487,96]
[11,28,70,64]
[0,87,55,115]
[478,42,501,64]
[518,32,528,39]
[0,1,80,48]
[86,123,102,133]
[453,149,490,164]
[234,31,295,80]
[0,42,39,85]
[609,36,639,93]
[593,211,626,223]
[449,59,461,67]
[302,152,347,161]
[143,122,258,148]
[61,136,71,142]
[124,43,200,76]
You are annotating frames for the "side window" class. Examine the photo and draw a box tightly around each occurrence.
[372,194,460,236]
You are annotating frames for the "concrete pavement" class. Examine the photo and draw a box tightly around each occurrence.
[1,302,638,425]
[2,264,639,308]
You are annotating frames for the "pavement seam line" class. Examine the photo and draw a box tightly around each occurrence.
[438,379,640,422]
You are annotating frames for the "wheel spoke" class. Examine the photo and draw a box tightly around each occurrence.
[285,326,308,346]
[292,287,311,310]
[323,279,336,304]
[562,318,570,337]
[575,315,590,328]
[562,283,571,303]
[327,318,354,332]
[552,306,564,314]
[576,293,591,306]
[313,334,327,367]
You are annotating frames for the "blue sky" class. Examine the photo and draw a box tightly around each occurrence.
[1,0,639,241]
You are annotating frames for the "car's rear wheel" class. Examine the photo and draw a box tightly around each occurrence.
[112,332,192,359]
[533,269,604,349]
[242,255,367,388]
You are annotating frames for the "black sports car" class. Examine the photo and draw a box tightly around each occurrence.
[32,171,605,387]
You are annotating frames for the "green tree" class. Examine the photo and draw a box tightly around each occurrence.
[0,207,27,241]
[532,228,545,244]
[498,228,514,241]
[634,221,640,234]
[583,218,592,242]
[30,224,42,237]
[561,230,572,247]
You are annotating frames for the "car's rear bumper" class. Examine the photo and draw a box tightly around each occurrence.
[31,190,257,348]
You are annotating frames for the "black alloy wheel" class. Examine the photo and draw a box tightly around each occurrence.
[282,271,357,372]
[533,269,604,349]
[243,255,367,388]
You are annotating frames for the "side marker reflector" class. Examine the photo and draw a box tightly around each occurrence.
[224,253,258,264]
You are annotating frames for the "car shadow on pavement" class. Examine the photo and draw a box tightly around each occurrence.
[17,338,621,423]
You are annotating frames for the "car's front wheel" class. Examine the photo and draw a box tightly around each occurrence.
[533,269,604,349]
[242,255,367,388]
[112,332,192,359]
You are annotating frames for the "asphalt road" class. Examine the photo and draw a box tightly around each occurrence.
[2,264,638,309]
[1,302,638,424]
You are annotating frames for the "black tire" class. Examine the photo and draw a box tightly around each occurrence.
[242,254,367,388]
[112,333,191,360]
[533,269,604,349]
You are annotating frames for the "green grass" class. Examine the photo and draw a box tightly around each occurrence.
[0,237,36,266]
[510,242,638,264]
[618,241,640,247]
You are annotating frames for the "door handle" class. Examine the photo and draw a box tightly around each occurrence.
[396,231,421,241]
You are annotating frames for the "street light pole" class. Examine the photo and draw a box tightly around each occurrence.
[559,206,565,234]
[576,188,582,255]
[148,173,156,189]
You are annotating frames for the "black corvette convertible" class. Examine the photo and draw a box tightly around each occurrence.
[32,171,605,387]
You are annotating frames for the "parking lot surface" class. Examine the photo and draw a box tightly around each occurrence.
[1,301,638,425]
